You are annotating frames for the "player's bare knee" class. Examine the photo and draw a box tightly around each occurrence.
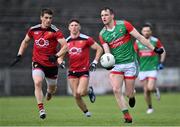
[74,93,81,99]
[126,92,130,97]
[34,81,42,88]
[52,87,57,93]
[109,74,115,81]
[147,86,154,91]
[80,90,87,96]
[112,87,120,94]
[76,88,86,96]
[47,85,57,93]
[144,88,148,94]
[144,86,148,92]
[79,92,84,96]
[126,91,134,98]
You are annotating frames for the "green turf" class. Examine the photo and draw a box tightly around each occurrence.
[0,93,180,126]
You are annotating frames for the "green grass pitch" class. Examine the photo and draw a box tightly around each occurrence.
[0,93,180,126]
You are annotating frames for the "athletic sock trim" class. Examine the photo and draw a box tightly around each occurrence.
[122,109,129,115]
[148,105,152,109]
[38,103,44,111]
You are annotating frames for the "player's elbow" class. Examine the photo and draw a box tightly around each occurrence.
[63,43,68,52]
[98,46,103,55]
[162,47,166,54]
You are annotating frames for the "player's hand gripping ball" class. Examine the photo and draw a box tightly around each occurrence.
[100,53,115,68]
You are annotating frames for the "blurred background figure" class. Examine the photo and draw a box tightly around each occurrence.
[134,23,166,114]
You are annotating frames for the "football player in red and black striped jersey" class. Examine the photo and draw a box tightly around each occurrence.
[66,19,103,117]
[11,8,68,119]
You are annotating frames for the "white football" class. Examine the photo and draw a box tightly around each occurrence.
[100,53,115,68]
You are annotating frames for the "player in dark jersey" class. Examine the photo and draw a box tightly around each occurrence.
[66,19,103,117]
[99,7,164,123]
[10,8,68,119]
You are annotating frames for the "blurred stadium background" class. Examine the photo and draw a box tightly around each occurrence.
[0,0,180,96]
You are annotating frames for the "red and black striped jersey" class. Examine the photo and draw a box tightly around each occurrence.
[27,24,64,67]
[66,33,95,72]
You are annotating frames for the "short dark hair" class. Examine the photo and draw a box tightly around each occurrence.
[101,7,114,14]
[41,8,53,17]
[68,19,80,25]
[142,22,152,30]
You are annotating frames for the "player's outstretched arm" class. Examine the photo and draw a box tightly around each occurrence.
[10,34,31,67]
[130,28,164,54]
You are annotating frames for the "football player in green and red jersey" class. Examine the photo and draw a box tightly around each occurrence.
[134,23,166,114]
[99,7,164,123]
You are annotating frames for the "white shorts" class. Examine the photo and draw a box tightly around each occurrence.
[138,70,157,81]
[110,61,139,79]
[32,69,57,86]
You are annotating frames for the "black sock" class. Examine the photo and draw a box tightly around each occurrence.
[83,109,88,113]
[148,105,152,109]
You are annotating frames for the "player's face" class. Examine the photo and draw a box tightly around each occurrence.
[101,10,114,25]
[141,27,152,39]
[68,21,81,35]
[41,13,53,28]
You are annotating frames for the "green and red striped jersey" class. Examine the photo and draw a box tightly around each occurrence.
[99,20,136,64]
[134,36,163,71]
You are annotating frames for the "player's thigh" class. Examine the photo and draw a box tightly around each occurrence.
[124,78,135,95]
[68,78,79,96]
[146,70,157,90]
[141,79,148,91]
[109,73,124,92]
[138,72,147,81]
[124,61,139,79]
[45,78,57,86]
[77,77,89,95]
[32,69,44,86]
[147,78,156,90]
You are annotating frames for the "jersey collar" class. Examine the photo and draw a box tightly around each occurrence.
[106,20,116,32]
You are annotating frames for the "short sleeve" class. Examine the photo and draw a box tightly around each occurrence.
[124,20,134,33]
[87,37,95,46]
[56,30,64,40]
[27,28,33,38]
[134,41,139,52]
[156,39,163,48]
[99,35,106,45]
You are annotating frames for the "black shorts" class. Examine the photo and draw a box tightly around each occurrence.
[32,62,58,79]
[68,71,89,78]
